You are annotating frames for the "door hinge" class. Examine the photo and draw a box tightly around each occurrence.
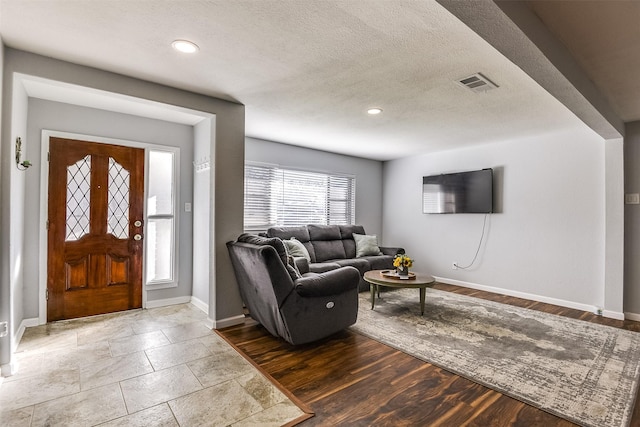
[47,152,50,162]
[46,220,49,230]
[46,289,49,301]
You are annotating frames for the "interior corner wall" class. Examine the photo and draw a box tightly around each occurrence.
[1,48,244,343]
[245,137,384,238]
[624,121,640,315]
[604,137,624,317]
[382,126,606,310]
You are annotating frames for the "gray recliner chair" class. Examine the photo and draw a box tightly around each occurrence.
[227,233,360,345]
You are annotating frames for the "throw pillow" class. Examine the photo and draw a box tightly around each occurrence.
[237,233,301,281]
[284,237,311,262]
[353,233,383,257]
[287,255,302,279]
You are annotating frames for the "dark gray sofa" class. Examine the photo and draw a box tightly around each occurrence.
[266,224,404,292]
[227,234,360,345]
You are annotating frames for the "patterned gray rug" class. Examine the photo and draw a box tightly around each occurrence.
[352,288,640,427]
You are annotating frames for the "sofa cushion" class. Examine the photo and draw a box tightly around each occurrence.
[308,224,341,240]
[267,226,316,262]
[268,226,310,242]
[330,258,370,276]
[360,255,395,271]
[237,233,300,280]
[309,262,341,273]
[308,223,345,262]
[339,224,366,239]
[313,240,346,262]
[284,237,311,261]
[339,225,366,258]
[353,233,383,257]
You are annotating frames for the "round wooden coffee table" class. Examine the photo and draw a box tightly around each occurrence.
[364,270,436,315]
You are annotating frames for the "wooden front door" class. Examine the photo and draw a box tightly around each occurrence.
[47,137,144,321]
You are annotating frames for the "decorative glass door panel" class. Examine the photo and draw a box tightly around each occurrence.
[66,155,91,241]
[108,157,130,239]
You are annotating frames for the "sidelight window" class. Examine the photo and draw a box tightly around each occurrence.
[146,150,177,285]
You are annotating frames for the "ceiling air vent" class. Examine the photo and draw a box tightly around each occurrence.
[457,73,498,93]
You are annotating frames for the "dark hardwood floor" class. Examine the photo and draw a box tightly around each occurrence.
[218,283,640,426]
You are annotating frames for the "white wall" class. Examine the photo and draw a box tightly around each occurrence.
[245,137,384,238]
[25,98,194,313]
[8,71,27,340]
[192,120,211,306]
[382,125,607,310]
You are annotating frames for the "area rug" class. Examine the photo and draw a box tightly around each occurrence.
[352,288,640,427]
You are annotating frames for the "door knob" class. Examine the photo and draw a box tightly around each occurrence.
[134,220,142,227]
[133,234,142,241]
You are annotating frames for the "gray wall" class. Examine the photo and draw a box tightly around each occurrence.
[382,125,607,310]
[245,137,384,238]
[25,98,195,312]
[624,121,640,314]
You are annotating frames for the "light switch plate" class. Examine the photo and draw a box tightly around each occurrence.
[185,202,192,212]
[625,193,640,205]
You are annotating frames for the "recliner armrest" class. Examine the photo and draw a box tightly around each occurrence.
[294,266,360,297]
[380,246,405,256]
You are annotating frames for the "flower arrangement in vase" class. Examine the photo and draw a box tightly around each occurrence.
[393,254,413,276]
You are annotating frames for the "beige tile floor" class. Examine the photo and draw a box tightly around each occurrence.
[0,304,305,426]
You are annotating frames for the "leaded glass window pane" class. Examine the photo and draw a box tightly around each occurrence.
[66,155,91,241]
[108,157,130,239]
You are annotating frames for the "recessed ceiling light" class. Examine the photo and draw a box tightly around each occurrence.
[367,108,383,115]
[172,40,199,54]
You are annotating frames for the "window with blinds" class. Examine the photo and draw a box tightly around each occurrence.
[244,163,355,232]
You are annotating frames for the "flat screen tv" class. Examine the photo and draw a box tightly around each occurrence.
[423,168,493,214]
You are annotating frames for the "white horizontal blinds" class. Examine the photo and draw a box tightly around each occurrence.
[280,169,327,226]
[244,165,278,232]
[244,163,355,232]
[327,175,355,225]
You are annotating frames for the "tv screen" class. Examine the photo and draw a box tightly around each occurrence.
[423,169,493,214]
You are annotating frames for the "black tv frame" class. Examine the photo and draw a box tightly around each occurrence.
[422,168,493,214]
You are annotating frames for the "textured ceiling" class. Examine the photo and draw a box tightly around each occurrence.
[0,0,589,160]
[527,0,640,123]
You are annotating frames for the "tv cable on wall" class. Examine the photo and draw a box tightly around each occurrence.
[454,213,489,270]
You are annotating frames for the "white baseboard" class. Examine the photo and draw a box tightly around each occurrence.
[625,312,640,322]
[145,296,192,309]
[435,277,625,320]
[1,362,16,378]
[204,317,215,329]
[14,317,39,351]
[603,310,625,321]
[210,314,246,330]
[189,296,209,314]
[145,296,243,329]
